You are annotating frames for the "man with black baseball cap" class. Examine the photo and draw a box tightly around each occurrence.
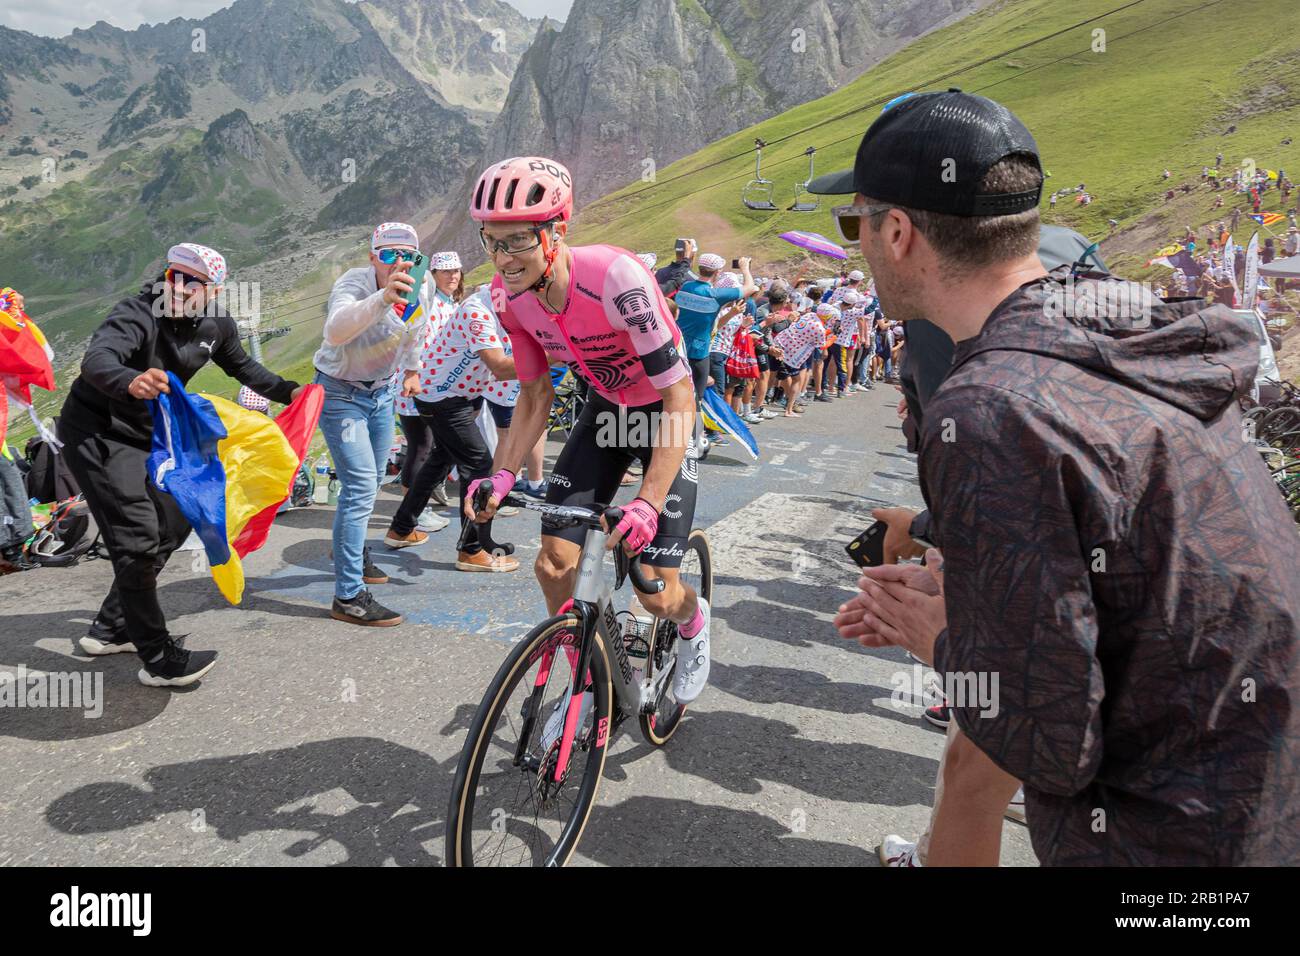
[831,90,1300,866]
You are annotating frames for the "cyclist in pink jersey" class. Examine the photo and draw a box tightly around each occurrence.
[464,156,712,703]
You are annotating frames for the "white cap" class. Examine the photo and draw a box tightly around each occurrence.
[167,242,227,285]
[432,251,462,271]
[841,290,862,306]
[698,253,726,271]
[815,302,839,319]
[848,270,865,282]
[636,252,658,271]
[715,271,741,290]
[371,221,419,251]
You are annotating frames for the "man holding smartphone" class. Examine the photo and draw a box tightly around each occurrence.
[314,222,432,627]
[655,237,697,298]
[674,253,758,440]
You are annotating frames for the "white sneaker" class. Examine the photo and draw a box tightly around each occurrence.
[877,834,922,867]
[673,598,710,703]
[1005,786,1027,824]
[416,507,449,532]
[497,505,520,517]
[540,690,593,752]
[760,408,778,419]
[744,413,763,424]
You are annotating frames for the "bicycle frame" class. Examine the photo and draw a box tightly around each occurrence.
[544,523,672,782]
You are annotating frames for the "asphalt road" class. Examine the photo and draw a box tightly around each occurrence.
[0,386,1037,867]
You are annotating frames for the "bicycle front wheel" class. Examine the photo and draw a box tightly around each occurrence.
[445,614,613,867]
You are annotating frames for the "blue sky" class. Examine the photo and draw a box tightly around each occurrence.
[0,0,572,38]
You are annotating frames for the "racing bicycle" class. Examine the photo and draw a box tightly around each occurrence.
[444,491,712,867]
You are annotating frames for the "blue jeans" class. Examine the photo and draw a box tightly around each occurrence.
[708,351,729,398]
[315,370,395,600]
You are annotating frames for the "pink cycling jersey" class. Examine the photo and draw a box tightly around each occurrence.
[492,244,690,407]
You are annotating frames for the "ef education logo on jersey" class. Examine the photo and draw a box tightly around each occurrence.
[50,886,152,936]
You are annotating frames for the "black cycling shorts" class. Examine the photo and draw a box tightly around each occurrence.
[543,392,698,568]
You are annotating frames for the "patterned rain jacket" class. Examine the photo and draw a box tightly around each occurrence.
[922,269,1300,865]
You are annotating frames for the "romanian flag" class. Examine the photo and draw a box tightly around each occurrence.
[1250,212,1285,227]
[148,374,322,604]
[0,288,57,447]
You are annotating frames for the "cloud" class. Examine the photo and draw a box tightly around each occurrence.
[2,0,572,39]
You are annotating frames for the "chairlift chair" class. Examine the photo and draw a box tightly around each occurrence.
[742,138,778,211]
[788,147,819,212]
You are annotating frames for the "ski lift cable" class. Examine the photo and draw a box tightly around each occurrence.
[595,0,1153,211]
[593,0,1226,227]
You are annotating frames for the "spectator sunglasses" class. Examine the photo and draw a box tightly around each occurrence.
[164,268,209,292]
[831,204,895,244]
[376,248,418,265]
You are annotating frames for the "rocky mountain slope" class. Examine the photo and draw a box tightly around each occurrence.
[0,0,537,340]
[434,0,994,262]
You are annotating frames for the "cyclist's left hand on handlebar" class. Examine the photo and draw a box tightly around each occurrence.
[605,497,659,555]
[463,469,516,522]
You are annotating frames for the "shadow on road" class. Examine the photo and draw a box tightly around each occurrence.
[44,737,449,866]
[583,795,879,866]
[602,709,937,806]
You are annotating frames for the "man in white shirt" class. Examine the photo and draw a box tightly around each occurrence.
[314,221,432,626]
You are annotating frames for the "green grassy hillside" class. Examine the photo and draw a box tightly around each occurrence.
[477,0,1298,283]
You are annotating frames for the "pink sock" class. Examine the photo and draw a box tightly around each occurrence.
[679,606,705,639]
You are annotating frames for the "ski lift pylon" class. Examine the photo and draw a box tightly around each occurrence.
[788,146,819,212]
[742,138,778,211]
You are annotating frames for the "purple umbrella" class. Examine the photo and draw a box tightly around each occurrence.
[780,230,848,260]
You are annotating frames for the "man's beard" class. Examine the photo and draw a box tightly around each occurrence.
[867,262,924,325]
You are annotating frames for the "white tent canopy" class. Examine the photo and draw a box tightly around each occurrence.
[1260,253,1300,278]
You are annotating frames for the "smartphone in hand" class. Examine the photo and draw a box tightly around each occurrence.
[400,252,430,322]
[846,521,887,568]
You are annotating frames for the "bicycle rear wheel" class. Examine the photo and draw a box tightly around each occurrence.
[640,529,713,746]
[445,614,613,867]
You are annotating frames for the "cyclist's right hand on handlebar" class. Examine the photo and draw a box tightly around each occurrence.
[464,469,517,522]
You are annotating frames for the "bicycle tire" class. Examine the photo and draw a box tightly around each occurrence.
[640,529,713,747]
[445,614,613,867]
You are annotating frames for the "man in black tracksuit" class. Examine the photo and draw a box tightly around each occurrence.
[59,243,299,687]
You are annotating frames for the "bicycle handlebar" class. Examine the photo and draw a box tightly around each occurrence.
[463,486,664,594]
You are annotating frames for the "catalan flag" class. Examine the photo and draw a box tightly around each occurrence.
[1249,212,1285,227]
[148,374,322,604]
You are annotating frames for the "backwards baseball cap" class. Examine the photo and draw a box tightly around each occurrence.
[847,269,865,281]
[807,89,1043,217]
[371,221,419,251]
[167,243,227,285]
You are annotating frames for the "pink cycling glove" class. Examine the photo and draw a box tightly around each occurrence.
[466,469,516,510]
[613,497,659,554]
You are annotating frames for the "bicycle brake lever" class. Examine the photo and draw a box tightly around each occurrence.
[613,545,630,591]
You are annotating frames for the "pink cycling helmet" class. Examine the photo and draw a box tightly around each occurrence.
[471,156,574,223]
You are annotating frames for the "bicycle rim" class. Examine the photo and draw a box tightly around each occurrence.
[641,529,713,746]
[446,615,613,867]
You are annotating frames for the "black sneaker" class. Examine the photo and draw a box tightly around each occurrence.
[362,546,388,585]
[331,590,403,627]
[79,626,137,656]
[923,703,951,729]
[814,393,833,403]
[138,640,217,688]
